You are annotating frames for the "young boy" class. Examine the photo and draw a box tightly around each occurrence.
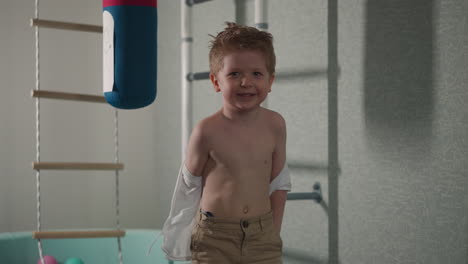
[160,22,291,263]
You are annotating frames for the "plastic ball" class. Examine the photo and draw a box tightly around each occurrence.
[64,258,84,264]
[37,256,58,264]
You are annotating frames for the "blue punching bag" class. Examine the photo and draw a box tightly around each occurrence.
[103,0,157,109]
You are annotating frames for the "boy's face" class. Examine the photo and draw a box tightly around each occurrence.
[210,50,275,113]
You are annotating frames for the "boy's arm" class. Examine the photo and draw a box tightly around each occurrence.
[270,190,287,233]
[270,114,287,233]
[185,122,209,176]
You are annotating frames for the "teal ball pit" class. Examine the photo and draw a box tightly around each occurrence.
[0,229,177,264]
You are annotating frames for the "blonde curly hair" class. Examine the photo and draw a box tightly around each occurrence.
[209,22,276,75]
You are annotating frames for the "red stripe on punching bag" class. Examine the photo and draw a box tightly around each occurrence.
[103,0,157,8]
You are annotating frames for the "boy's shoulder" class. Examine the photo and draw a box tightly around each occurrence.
[262,108,286,129]
[192,111,222,134]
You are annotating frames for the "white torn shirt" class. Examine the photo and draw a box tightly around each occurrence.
[155,162,291,261]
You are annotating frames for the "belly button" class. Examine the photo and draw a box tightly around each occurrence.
[243,206,249,214]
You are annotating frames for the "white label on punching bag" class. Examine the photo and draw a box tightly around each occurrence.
[103,11,114,93]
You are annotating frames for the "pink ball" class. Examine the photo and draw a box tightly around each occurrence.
[37,256,58,264]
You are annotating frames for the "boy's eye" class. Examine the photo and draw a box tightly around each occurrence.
[228,72,240,77]
[254,72,263,76]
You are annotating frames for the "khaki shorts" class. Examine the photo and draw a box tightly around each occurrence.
[191,210,283,264]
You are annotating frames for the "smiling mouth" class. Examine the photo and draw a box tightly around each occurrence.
[237,93,256,97]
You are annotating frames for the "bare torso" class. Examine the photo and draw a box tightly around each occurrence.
[199,108,277,219]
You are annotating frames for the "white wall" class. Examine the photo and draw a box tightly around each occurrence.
[1,1,467,264]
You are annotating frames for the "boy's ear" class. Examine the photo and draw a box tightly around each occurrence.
[210,73,221,92]
[268,73,275,93]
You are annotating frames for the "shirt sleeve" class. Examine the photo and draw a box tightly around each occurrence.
[269,163,292,195]
[160,162,202,261]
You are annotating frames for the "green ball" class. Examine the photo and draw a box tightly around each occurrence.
[64,258,84,264]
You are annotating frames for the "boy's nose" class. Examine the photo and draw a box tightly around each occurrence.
[240,76,253,87]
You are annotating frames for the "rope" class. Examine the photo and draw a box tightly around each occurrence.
[34,0,45,263]
[114,109,124,264]
[33,2,123,262]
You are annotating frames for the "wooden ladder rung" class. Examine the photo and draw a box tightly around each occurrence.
[33,162,124,171]
[33,230,125,239]
[30,18,102,33]
[32,90,106,103]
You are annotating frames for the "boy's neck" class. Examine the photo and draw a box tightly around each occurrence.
[220,106,263,124]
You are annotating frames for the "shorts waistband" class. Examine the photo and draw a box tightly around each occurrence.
[197,210,274,231]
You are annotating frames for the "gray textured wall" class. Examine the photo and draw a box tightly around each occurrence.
[1,1,466,264]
